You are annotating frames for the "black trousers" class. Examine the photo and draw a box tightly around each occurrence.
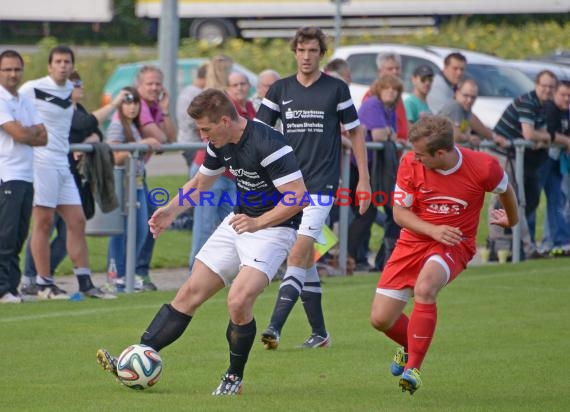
[0,180,33,296]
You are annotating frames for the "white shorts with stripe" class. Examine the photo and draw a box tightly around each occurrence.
[297,194,333,244]
[196,212,297,286]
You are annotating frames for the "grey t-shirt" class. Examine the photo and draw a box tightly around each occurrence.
[427,74,454,115]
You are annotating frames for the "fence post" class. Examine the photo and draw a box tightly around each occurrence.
[338,148,351,274]
[125,150,140,293]
[512,139,526,263]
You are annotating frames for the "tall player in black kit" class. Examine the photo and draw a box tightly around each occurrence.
[256,27,371,349]
[97,89,308,395]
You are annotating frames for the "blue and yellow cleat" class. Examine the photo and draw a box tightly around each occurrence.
[391,346,408,376]
[399,368,422,394]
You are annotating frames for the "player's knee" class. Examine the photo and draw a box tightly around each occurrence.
[370,313,392,331]
[413,282,438,302]
[226,294,249,321]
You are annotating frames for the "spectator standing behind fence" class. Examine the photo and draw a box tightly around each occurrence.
[187,55,237,273]
[106,87,161,291]
[0,49,47,304]
[21,70,126,295]
[370,116,518,395]
[19,45,111,299]
[133,65,177,291]
[427,52,498,143]
[404,65,434,124]
[536,80,570,253]
[256,26,371,350]
[227,72,256,119]
[362,52,408,140]
[438,79,480,146]
[252,69,281,111]
[427,52,466,115]
[494,70,557,253]
[351,74,403,272]
[177,62,207,170]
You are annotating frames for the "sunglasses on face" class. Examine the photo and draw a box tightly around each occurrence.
[124,93,135,103]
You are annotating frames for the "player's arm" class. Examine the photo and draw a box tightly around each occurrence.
[347,125,371,215]
[1,121,47,147]
[229,177,308,233]
[149,171,219,238]
[490,183,519,228]
[393,204,464,246]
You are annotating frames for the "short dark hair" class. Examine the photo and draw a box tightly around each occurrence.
[443,52,467,67]
[196,63,208,79]
[49,45,75,64]
[558,80,570,90]
[535,70,558,86]
[188,88,238,123]
[408,116,455,155]
[290,26,327,55]
[324,58,349,74]
[0,49,24,67]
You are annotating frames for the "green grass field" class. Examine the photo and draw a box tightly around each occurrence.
[1,259,568,411]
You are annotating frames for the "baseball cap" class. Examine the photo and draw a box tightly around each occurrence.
[413,65,434,78]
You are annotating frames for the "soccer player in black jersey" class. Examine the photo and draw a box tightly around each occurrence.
[256,26,371,349]
[97,89,308,395]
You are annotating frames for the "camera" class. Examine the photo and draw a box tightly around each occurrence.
[124,93,135,103]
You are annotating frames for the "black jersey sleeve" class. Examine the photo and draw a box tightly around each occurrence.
[337,81,360,132]
[200,143,227,176]
[255,81,282,128]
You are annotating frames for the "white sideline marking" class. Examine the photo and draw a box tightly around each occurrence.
[0,305,157,324]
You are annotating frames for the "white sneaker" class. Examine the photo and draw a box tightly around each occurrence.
[0,292,22,304]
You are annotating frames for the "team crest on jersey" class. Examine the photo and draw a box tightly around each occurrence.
[425,196,467,215]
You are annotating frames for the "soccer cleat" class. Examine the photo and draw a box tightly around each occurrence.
[96,348,119,377]
[82,287,117,299]
[298,332,331,348]
[261,326,280,350]
[212,373,243,395]
[37,284,69,300]
[399,368,422,395]
[391,346,408,376]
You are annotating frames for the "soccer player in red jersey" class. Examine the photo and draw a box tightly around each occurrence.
[369,116,519,394]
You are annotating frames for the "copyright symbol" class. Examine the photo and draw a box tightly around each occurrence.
[148,188,169,207]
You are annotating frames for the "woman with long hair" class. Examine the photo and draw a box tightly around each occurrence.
[107,86,161,291]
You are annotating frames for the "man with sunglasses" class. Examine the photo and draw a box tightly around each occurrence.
[0,49,47,304]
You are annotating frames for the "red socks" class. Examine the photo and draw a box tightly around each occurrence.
[384,313,409,349]
[406,302,437,370]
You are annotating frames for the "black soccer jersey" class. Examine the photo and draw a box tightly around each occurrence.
[201,120,303,229]
[256,73,360,194]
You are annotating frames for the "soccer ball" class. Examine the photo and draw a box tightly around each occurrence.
[116,344,162,390]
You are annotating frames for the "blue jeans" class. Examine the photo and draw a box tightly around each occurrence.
[135,179,156,277]
[107,188,149,278]
[539,158,570,248]
[24,213,67,278]
[189,174,236,271]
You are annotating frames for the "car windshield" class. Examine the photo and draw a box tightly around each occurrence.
[465,64,534,98]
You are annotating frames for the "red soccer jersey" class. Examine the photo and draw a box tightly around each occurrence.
[395,146,508,247]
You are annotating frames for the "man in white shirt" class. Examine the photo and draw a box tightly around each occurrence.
[0,49,47,304]
[19,45,113,300]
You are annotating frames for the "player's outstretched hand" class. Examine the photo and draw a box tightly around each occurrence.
[229,213,260,234]
[148,207,176,239]
[431,225,464,246]
[489,208,511,228]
